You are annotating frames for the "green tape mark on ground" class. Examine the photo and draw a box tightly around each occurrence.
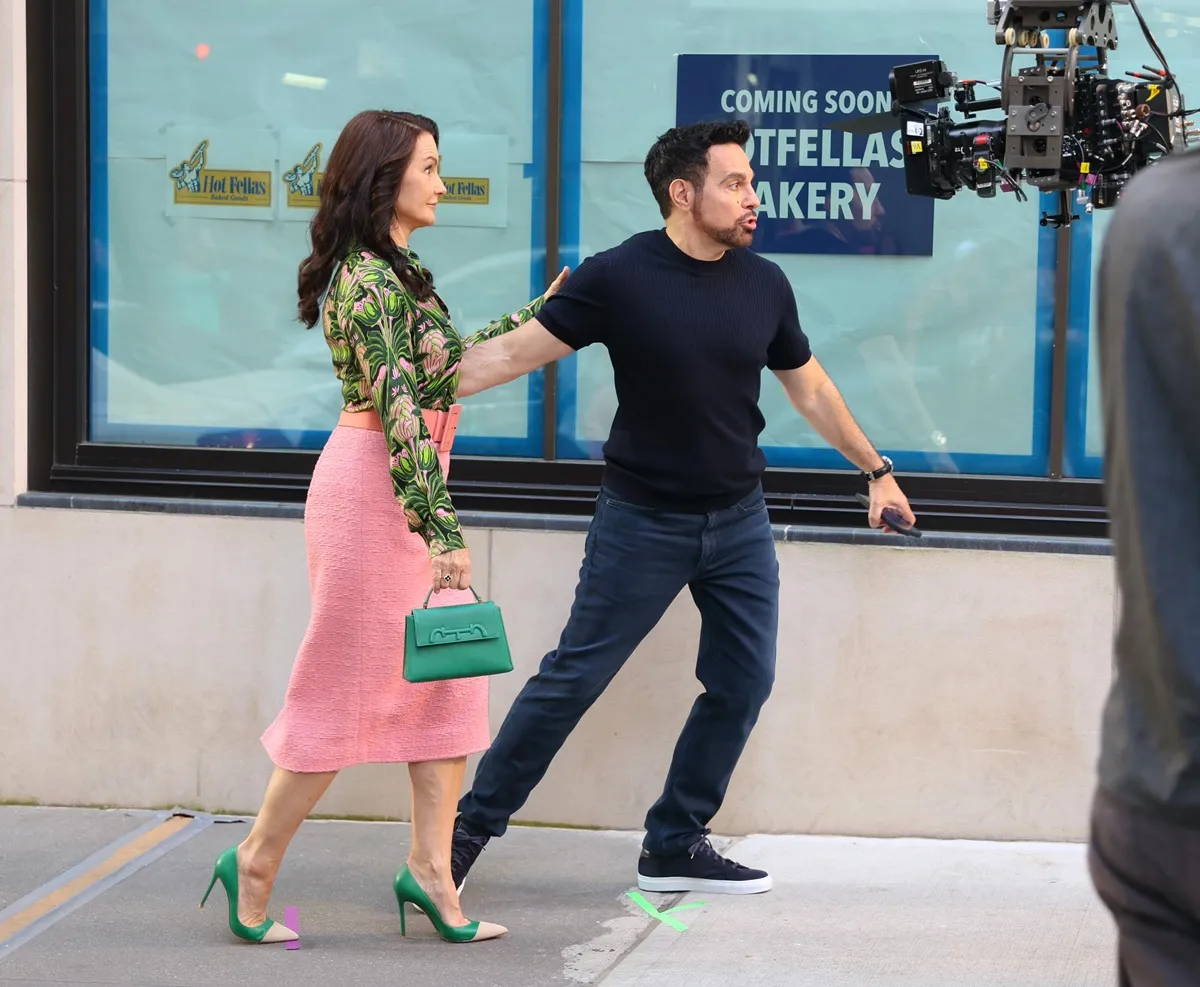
[626,891,705,931]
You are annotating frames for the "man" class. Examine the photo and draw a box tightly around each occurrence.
[452,120,915,894]
[1087,146,1200,985]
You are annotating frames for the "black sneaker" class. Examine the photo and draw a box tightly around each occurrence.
[637,833,772,894]
[450,818,491,892]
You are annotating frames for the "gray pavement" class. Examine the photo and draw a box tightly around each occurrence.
[600,835,1116,987]
[0,807,1118,986]
[0,807,152,912]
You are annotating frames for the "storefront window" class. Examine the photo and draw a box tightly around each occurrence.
[1080,211,1108,474]
[68,0,1196,507]
[88,0,548,454]
[559,0,1071,476]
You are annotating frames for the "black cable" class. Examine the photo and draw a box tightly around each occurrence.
[1123,0,1196,121]
[1151,106,1199,119]
[1127,0,1176,93]
[985,160,1028,202]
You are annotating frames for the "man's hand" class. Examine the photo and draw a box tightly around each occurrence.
[775,360,918,532]
[867,474,916,533]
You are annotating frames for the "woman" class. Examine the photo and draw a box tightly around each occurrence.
[199,110,567,945]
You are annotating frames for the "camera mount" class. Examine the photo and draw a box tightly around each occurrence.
[837,0,1194,224]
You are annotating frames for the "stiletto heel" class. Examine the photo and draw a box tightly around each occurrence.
[392,864,505,943]
[200,871,219,908]
[199,846,299,944]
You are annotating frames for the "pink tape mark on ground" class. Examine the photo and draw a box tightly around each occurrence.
[284,906,300,949]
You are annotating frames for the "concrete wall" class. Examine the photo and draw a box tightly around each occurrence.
[0,504,1115,842]
[0,2,1117,842]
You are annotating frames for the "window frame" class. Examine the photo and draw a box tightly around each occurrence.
[27,0,1109,539]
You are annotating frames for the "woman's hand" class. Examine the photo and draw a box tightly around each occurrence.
[545,266,570,300]
[431,547,472,592]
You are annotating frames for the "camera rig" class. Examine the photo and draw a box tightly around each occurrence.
[838,0,1195,226]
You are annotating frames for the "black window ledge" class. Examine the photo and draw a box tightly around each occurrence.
[13,491,1112,557]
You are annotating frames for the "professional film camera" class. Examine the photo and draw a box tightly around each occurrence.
[838,0,1196,226]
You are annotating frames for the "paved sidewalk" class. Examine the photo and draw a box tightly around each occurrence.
[0,807,1116,986]
[600,835,1115,987]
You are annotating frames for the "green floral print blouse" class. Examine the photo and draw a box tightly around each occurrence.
[323,247,544,557]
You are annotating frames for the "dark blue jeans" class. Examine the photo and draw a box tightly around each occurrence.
[457,485,779,856]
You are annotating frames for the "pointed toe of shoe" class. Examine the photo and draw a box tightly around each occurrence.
[470,921,507,942]
[259,921,300,944]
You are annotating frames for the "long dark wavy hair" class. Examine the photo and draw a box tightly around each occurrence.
[297,110,440,329]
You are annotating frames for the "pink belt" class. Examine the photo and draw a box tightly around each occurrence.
[337,404,462,454]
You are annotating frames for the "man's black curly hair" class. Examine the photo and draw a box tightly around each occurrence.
[643,120,752,219]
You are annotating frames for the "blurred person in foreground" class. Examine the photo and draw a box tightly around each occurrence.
[1088,145,1200,986]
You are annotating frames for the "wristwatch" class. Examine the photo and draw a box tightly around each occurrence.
[861,456,894,483]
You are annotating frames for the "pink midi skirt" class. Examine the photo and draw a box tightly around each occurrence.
[260,425,490,772]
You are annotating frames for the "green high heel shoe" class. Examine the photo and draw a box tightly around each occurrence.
[393,864,506,943]
[199,846,299,944]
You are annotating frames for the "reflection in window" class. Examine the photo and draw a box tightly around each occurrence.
[90,0,545,455]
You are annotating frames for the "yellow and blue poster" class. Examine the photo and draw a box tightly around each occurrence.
[164,127,276,221]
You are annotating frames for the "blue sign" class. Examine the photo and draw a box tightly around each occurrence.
[676,54,936,257]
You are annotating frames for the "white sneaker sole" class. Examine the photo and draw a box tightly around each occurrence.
[636,874,773,895]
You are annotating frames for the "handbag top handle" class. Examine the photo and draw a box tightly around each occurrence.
[422,586,484,609]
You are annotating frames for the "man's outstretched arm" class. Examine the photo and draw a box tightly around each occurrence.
[458,319,574,398]
[773,357,916,529]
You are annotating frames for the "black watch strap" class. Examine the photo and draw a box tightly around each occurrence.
[862,456,894,482]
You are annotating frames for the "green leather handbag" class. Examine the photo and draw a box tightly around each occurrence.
[403,587,513,683]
